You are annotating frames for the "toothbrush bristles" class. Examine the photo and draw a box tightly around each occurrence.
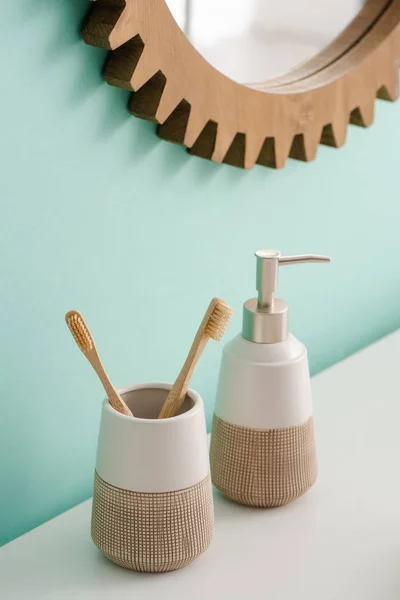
[206,300,234,342]
[66,310,94,353]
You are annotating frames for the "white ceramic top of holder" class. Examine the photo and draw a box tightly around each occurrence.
[95,383,210,493]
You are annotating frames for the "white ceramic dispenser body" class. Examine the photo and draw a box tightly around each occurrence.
[210,250,330,508]
[215,333,312,430]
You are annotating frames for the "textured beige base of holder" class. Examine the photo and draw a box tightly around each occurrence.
[210,415,317,508]
[91,472,214,573]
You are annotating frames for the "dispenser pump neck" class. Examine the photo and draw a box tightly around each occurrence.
[243,249,331,344]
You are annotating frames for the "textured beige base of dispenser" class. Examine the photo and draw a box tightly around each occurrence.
[91,472,214,573]
[210,415,317,508]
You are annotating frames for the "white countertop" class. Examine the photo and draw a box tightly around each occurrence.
[1,331,400,599]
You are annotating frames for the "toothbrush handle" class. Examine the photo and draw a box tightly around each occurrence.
[158,334,209,419]
[158,298,222,419]
[87,350,133,417]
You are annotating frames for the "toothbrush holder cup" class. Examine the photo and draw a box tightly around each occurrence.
[91,383,214,573]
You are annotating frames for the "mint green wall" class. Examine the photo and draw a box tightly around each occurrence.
[1,0,399,546]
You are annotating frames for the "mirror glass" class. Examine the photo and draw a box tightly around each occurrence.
[166,0,365,83]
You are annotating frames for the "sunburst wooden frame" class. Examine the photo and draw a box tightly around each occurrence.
[82,0,400,169]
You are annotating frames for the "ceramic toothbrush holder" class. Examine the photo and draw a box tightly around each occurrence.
[91,383,214,573]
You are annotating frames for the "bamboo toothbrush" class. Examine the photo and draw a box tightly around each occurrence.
[158,298,233,419]
[65,310,133,417]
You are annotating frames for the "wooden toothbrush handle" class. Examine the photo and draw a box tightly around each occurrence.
[158,335,209,419]
[158,299,221,419]
[88,350,133,417]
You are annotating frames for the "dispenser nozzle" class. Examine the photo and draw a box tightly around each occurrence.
[255,250,331,312]
[278,254,331,266]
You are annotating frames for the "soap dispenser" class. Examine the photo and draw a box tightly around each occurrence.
[210,249,330,508]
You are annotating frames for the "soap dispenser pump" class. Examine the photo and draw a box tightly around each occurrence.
[210,249,330,508]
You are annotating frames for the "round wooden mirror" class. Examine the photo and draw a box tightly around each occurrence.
[82,0,400,169]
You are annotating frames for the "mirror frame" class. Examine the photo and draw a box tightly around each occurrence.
[82,0,400,169]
